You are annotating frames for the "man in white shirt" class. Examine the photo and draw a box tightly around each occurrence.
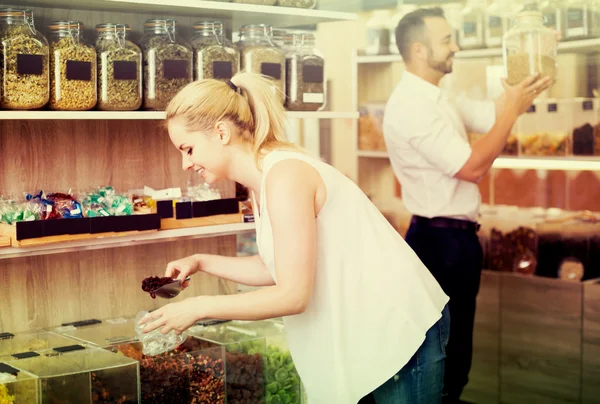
[383,7,552,404]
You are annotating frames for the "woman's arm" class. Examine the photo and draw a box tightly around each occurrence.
[196,254,276,287]
[141,159,320,334]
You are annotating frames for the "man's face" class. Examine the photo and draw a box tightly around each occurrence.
[423,17,460,74]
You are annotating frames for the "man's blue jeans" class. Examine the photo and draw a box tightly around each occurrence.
[367,304,450,404]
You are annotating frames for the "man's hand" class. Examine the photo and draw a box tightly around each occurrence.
[501,74,553,116]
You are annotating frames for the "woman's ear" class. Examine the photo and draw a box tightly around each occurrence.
[215,121,232,145]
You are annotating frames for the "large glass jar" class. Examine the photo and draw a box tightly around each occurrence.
[485,0,515,48]
[140,19,193,111]
[565,0,599,39]
[95,24,142,111]
[459,0,486,49]
[236,24,285,104]
[389,1,418,54]
[365,10,391,56]
[276,0,317,8]
[539,0,567,38]
[48,21,96,111]
[283,32,325,111]
[503,11,558,86]
[191,20,239,82]
[0,9,49,110]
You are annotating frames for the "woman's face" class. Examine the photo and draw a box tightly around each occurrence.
[168,117,230,185]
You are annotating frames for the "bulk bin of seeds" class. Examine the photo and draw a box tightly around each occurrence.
[191,20,239,81]
[0,363,38,404]
[53,316,227,404]
[3,344,139,403]
[95,23,142,111]
[188,321,267,404]
[0,8,49,110]
[237,24,285,104]
[141,19,193,110]
[48,21,96,111]
[283,32,325,112]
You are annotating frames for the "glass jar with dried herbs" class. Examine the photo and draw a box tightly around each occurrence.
[236,24,285,104]
[141,19,193,111]
[95,23,142,111]
[191,20,239,82]
[503,10,558,86]
[48,21,97,111]
[283,32,325,111]
[0,8,49,110]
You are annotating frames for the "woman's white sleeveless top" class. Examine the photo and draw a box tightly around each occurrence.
[254,150,449,404]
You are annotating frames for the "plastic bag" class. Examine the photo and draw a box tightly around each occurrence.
[134,311,188,356]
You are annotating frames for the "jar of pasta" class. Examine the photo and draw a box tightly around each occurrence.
[95,23,142,111]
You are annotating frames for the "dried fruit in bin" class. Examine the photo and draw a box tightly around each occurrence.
[141,276,175,299]
[519,132,568,156]
[265,346,300,404]
[0,373,16,404]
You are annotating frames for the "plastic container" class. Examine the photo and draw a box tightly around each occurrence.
[517,100,571,156]
[48,21,96,111]
[0,330,81,358]
[0,362,39,404]
[0,8,49,110]
[236,24,285,104]
[4,345,139,403]
[189,321,267,404]
[571,98,598,155]
[539,0,567,38]
[485,0,515,48]
[225,320,302,404]
[389,2,418,54]
[459,0,486,49]
[191,20,239,81]
[564,0,600,40]
[53,316,227,403]
[358,103,387,151]
[365,10,392,56]
[283,32,325,111]
[140,19,193,111]
[276,0,317,8]
[95,23,142,111]
[503,10,558,86]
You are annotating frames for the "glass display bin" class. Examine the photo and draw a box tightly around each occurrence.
[53,317,226,404]
[515,100,571,156]
[0,330,81,358]
[0,362,38,404]
[225,320,302,404]
[358,103,387,151]
[571,98,599,156]
[188,321,267,404]
[4,344,139,403]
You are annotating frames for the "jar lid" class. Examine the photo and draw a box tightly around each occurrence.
[144,18,177,28]
[193,20,223,30]
[48,20,84,30]
[95,23,131,31]
[0,8,31,18]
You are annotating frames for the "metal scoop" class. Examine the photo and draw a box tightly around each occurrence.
[151,277,191,299]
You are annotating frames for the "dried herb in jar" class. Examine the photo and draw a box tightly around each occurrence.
[191,21,239,82]
[506,53,556,86]
[241,47,284,103]
[0,19,49,110]
[284,33,325,111]
[49,28,97,111]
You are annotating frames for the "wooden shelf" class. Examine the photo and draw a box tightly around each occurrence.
[0,111,357,120]
[0,222,256,260]
[19,0,357,27]
[357,38,600,64]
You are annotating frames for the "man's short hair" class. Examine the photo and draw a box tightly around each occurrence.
[395,7,445,61]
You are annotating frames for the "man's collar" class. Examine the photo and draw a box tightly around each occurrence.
[401,71,442,102]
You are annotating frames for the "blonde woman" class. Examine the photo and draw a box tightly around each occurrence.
[140,73,450,404]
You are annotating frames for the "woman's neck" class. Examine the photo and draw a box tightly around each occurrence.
[227,146,263,197]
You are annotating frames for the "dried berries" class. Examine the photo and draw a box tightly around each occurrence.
[0,22,49,110]
[91,372,137,404]
[489,226,538,273]
[48,33,97,111]
[141,276,174,298]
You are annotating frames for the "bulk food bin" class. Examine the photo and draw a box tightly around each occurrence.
[0,362,38,404]
[515,100,571,156]
[3,344,139,403]
[0,330,81,359]
[224,320,302,404]
[188,321,267,404]
[52,317,226,404]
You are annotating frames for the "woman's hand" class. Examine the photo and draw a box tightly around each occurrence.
[138,297,205,335]
[165,255,201,288]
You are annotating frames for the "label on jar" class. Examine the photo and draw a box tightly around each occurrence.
[212,61,233,80]
[16,54,44,75]
[544,12,557,28]
[261,62,281,80]
[66,60,92,81]
[566,8,585,37]
[303,93,324,103]
[463,21,477,36]
[113,61,137,80]
[302,65,324,84]
[163,60,189,79]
